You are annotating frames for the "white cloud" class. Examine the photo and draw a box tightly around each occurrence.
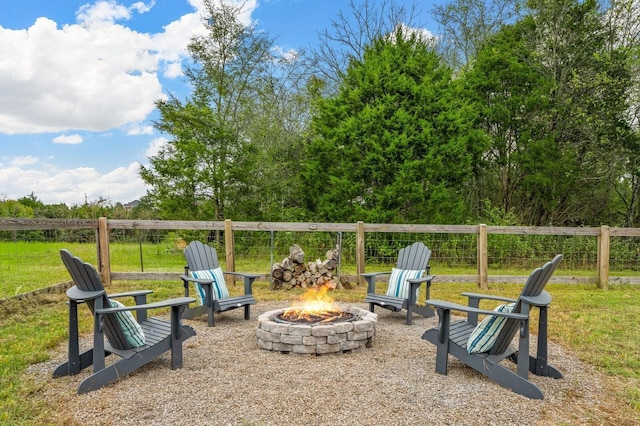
[0,0,209,136]
[145,137,168,157]
[0,162,148,205]
[9,156,39,166]
[131,1,156,15]
[53,134,84,144]
[163,61,184,78]
[76,1,133,24]
[389,23,436,46]
[126,124,154,136]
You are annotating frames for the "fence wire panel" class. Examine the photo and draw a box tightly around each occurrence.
[431,233,477,268]
[610,236,640,272]
[487,233,597,271]
[233,230,273,273]
[108,229,186,273]
[362,232,476,268]
[0,228,96,298]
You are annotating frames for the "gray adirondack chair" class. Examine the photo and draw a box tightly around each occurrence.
[422,254,563,399]
[53,249,196,394]
[362,242,434,325]
[180,240,259,326]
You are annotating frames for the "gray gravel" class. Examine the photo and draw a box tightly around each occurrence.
[28,301,630,425]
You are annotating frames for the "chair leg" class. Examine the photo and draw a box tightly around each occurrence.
[208,308,215,327]
[509,306,562,379]
[170,305,183,369]
[203,283,215,327]
[53,349,95,378]
[532,306,562,378]
[67,300,81,375]
[244,304,251,320]
[434,309,450,375]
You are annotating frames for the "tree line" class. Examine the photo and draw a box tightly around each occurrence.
[4,0,640,227]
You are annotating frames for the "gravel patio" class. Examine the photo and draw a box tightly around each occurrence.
[28,301,635,425]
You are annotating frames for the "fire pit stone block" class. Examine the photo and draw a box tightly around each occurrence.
[311,325,336,337]
[289,326,312,336]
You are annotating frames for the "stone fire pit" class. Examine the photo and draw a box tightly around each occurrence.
[256,307,377,355]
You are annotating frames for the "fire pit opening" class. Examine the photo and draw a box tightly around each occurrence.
[275,309,355,325]
[256,286,378,355]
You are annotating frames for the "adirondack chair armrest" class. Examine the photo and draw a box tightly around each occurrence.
[360,272,388,277]
[407,274,435,284]
[360,271,390,294]
[95,297,196,315]
[520,290,552,307]
[426,299,529,320]
[408,275,435,304]
[459,293,518,325]
[461,292,517,304]
[66,286,105,302]
[224,272,260,279]
[224,272,261,295]
[179,274,214,284]
[109,290,154,299]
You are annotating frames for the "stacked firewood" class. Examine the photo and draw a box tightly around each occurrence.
[271,244,345,290]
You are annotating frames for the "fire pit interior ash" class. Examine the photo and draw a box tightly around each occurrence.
[275,307,355,325]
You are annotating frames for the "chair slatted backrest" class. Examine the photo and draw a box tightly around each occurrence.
[490,254,563,355]
[396,242,432,271]
[60,249,131,350]
[184,241,220,271]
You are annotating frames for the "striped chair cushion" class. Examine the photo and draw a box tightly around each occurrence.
[467,303,516,353]
[385,268,423,299]
[189,267,230,305]
[109,299,146,348]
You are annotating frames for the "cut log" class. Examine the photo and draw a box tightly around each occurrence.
[308,262,317,274]
[289,244,305,264]
[282,257,293,270]
[272,267,284,280]
[324,259,337,269]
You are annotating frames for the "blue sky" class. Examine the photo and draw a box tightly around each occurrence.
[0,0,435,206]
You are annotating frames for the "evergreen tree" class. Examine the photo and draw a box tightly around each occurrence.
[304,27,487,223]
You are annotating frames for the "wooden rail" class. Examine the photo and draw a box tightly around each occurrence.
[0,218,633,289]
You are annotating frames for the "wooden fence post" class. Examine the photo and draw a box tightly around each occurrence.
[478,223,488,289]
[598,225,610,290]
[356,221,365,285]
[97,217,111,286]
[225,219,235,285]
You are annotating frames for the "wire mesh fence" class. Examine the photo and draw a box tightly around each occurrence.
[486,233,597,270]
[1,219,639,299]
[0,226,98,298]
